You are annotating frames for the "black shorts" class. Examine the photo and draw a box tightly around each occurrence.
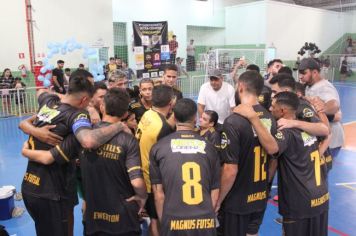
[283,211,328,236]
[221,210,265,236]
[86,232,140,236]
[145,193,158,219]
[23,193,69,236]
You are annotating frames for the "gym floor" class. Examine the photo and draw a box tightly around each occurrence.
[0,82,355,236]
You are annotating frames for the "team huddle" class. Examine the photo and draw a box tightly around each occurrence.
[18,58,339,236]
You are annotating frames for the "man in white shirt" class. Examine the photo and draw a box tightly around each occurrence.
[299,58,345,158]
[198,69,235,124]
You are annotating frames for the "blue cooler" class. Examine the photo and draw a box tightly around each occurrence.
[0,186,15,220]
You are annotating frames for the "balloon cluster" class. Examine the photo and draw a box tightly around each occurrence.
[298,42,321,56]
[39,38,105,87]
[89,61,106,82]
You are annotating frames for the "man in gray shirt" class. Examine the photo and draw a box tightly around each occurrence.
[299,58,344,158]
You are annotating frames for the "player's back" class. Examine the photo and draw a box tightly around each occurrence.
[137,109,173,192]
[221,104,276,214]
[275,128,329,219]
[82,121,142,235]
[150,130,220,235]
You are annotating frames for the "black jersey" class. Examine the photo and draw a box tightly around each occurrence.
[21,93,91,200]
[296,98,320,123]
[80,122,143,235]
[221,104,277,214]
[201,127,221,150]
[150,130,220,236]
[129,99,149,123]
[173,87,183,100]
[275,129,329,219]
[258,85,272,110]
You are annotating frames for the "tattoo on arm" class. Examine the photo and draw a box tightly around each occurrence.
[75,122,124,149]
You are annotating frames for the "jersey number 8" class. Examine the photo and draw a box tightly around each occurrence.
[182,162,203,205]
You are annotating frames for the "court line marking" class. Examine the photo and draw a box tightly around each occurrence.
[267,200,350,236]
[335,182,356,185]
[339,184,356,191]
[343,121,356,126]
[328,226,350,236]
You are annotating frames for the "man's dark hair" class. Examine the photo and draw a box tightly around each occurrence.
[267,59,283,68]
[278,66,293,75]
[70,69,93,81]
[57,60,64,64]
[64,68,71,73]
[127,86,140,99]
[139,78,154,87]
[238,71,264,96]
[79,64,85,68]
[246,64,260,73]
[173,98,197,123]
[152,85,174,108]
[269,73,296,91]
[204,110,219,126]
[164,64,178,73]
[274,91,299,111]
[109,57,115,60]
[93,81,107,94]
[68,71,95,97]
[295,82,306,97]
[104,88,130,117]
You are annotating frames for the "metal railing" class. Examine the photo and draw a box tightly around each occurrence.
[0,68,337,119]
[0,87,42,118]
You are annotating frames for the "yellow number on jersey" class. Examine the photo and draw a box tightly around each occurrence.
[28,136,35,150]
[310,150,321,186]
[182,162,203,205]
[253,146,267,182]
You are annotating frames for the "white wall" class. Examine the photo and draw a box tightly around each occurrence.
[32,0,114,68]
[0,1,29,71]
[225,2,266,46]
[112,0,225,66]
[0,0,114,71]
[265,0,353,60]
[187,26,225,46]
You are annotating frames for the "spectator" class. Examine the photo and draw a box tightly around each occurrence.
[121,61,136,81]
[175,57,189,78]
[169,35,178,64]
[52,60,66,94]
[0,68,15,114]
[346,36,353,54]
[78,64,85,70]
[197,69,235,125]
[186,39,195,71]
[13,77,27,113]
[64,68,71,85]
[340,56,348,81]
[106,57,117,76]
[115,57,123,69]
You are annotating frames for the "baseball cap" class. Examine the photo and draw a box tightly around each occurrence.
[298,58,320,71]
[209,69,222,79]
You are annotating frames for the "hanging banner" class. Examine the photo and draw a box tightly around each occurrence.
[133,21,169,79]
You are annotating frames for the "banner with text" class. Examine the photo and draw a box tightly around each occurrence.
[133,21,169,79]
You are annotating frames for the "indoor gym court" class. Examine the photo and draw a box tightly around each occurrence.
[0,81,356,236]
